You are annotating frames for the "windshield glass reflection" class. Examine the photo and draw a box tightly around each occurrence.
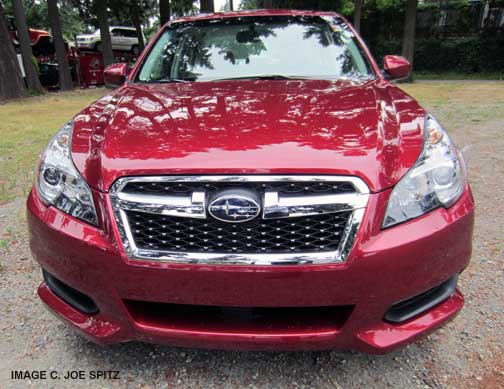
[137,16,375,82]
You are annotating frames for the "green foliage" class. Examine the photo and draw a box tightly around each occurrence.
[144,19,160,40]
[239,0,258,10]
[108,0,158,28]
[265,1,349,11]
[170,0,198,17]
[30,54,39,74]
[239,0,354,12]
[370,32,504,74]
[3,0,86,39]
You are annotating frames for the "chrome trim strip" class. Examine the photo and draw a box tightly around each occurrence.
[338,208,365,260]
[111,175,370,194]
[116,191,206,219]
[263,192,368,219]
[133,249,344,266]
[110,175,370,265]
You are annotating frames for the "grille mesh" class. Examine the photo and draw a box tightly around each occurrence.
[127,210,351,254]
[122,181,356,197]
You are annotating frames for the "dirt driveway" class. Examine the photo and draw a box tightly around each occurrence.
[1,82,503,388]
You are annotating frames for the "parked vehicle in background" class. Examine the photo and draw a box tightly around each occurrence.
[77,26,144,55]
[7,16,54,57]
[7,16,77,88]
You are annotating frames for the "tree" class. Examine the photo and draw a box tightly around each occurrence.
[47,0,73,90]
[401,0,417,79]
[68,0,96,31]
[353,0,362,33]
[130,0,145,50]
[109,0,158,50]
[94,0,114,67]
[0,2,26,100]
[160,0,170,25]
[3,0,86,42]
[169,0,197,17]
[239,0,258,10]
[12,0,44,93]
[200,0,214,13]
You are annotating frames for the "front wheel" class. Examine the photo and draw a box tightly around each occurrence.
[95,42,102,52]
[131,45,140,56]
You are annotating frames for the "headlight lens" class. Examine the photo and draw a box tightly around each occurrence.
[382,115,466,228]
[36,121,98,226]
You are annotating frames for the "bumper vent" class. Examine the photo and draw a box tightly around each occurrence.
[124,300,354,335]
[43,270,99,315]
[384,275,459,323]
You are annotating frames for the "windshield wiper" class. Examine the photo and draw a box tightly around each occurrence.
[210,75,315,81]
[143,77,193,83]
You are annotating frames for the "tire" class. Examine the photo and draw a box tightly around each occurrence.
[131,45,140,56]
[95,42,102,52]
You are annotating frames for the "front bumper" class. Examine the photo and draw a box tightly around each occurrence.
[27,187,474,353]
[76,42,94,49]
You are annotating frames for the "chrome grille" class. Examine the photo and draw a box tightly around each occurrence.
[110,175,369,265]
[127,210,351,253]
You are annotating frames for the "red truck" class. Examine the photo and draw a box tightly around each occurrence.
[8,17,74,86]
[8,16,54,57]
[27,10,474,353]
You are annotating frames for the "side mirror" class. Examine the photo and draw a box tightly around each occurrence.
[383,55,411,80]
[104,63,129,88]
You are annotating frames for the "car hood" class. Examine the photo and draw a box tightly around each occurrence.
[72,79,425,193]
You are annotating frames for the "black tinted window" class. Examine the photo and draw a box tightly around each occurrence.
[123,29,137,38]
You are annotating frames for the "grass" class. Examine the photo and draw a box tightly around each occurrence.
[0,81,503,204]
[414,72,504,81]
[0,88,106,203]
[399,81,504,134]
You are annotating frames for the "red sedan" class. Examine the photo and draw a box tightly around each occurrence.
[27,10,474,353]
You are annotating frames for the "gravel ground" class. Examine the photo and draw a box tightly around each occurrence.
[1,82,503,388]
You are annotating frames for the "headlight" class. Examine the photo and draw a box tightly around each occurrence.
[382,115,466,228]
[36,121,98,226]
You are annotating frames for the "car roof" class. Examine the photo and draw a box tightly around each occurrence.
[170,9,342,25]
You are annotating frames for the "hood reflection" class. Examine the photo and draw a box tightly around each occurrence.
[72,78,425,192]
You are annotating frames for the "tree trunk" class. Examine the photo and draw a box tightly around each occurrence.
[353,0,362,33]
[47,0,73,91]
[160,0,171,25]
[131,0,145,50]
[200,0,214,13]
[0,3,26,100]
[12,0,44,93]
[95,0,114,67]
[229,0,233,11]
[401,0,418,78]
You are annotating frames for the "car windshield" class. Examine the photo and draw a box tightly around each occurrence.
[136,15,375,83]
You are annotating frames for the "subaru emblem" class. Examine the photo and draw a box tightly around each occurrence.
[208,190,261,223]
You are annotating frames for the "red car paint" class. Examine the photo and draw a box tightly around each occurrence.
[72,79,425,193]
[383,55,412,79]
[27,10,474,353]
[9,25,51,46]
